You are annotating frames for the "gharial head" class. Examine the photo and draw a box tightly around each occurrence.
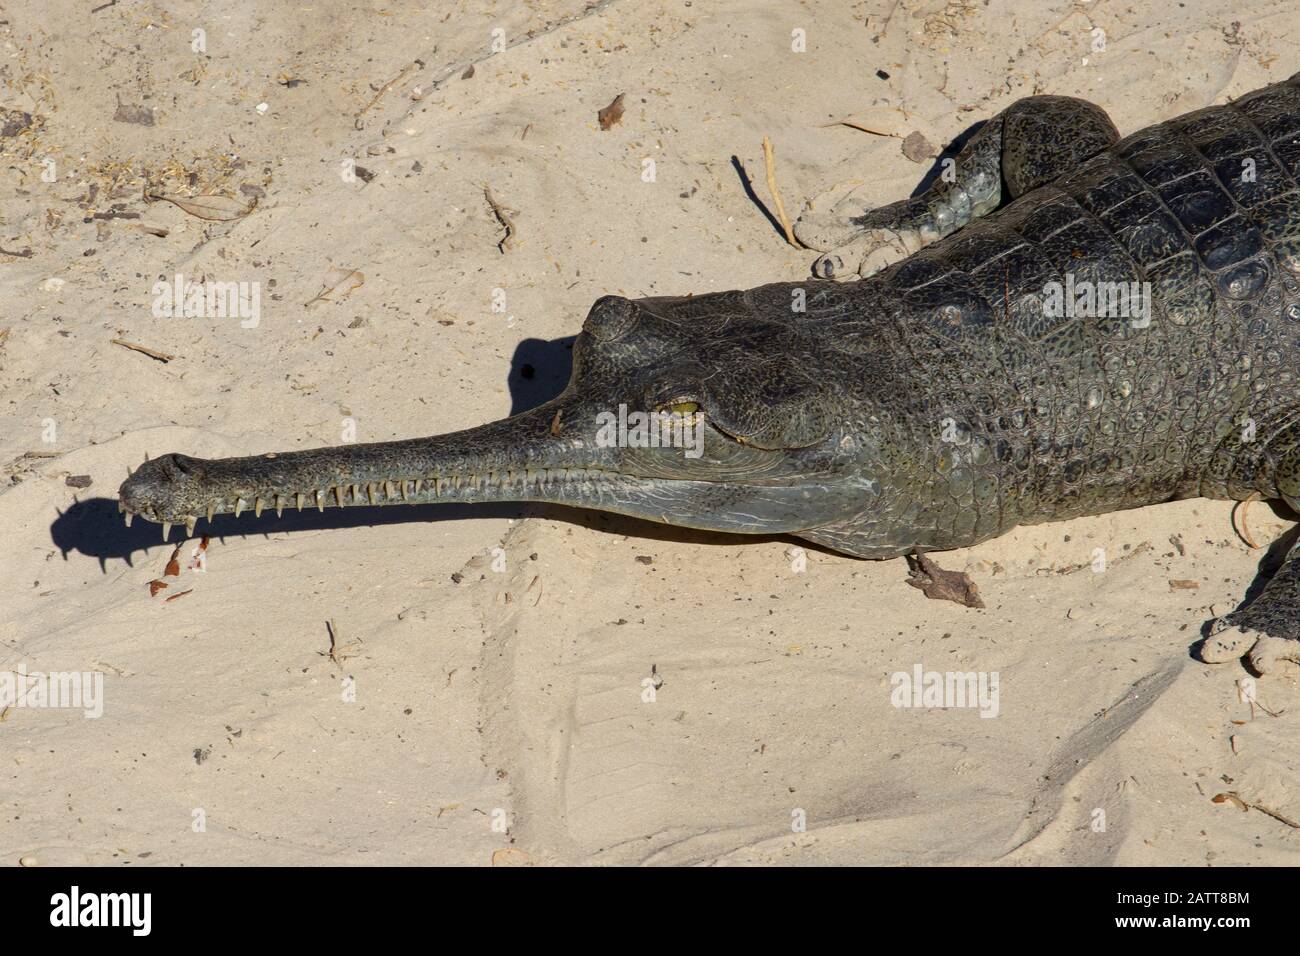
[120,288,887,541]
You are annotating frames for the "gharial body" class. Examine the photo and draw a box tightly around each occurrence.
[123,74,1300,673]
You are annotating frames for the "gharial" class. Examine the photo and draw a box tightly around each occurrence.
[122,74,1300,674]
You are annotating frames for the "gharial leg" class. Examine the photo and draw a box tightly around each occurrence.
[795,95,1120,279]
[1199,438,1300,674]
[1200,536,1300,674]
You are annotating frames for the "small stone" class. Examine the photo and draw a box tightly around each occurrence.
[113,103,155,126]
[19,856,37,867]
[902,131,935,163]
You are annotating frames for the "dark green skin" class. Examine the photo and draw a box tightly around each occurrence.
[121,75,1300,671]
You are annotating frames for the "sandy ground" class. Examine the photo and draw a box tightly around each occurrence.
[2,0,1300,865]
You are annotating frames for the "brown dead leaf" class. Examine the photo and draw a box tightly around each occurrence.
[1169,579,1199,590]
[598,93,625,130]
[906,553,984,608]
[902,131,936,163]
[1212,792,1249,811]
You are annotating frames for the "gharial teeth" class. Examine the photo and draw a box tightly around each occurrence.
[413,479,423,495]
[296,492,305,512]
[276,495,285,518]
[367,483,377,505]
[118,499,125,513]
[235,498,245,518]
[255,497,265,518]
[315,489,325,512]
[185,516,197,536]
[207,503,215,522]
[351,484,361,503]
[334,486,345,508]
[124,512,133,527]
[161,521,171,540]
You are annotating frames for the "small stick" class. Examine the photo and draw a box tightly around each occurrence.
[761,136,804,248]
[356,63,416,122]
[483,185,516,253]
[325,619,346,667]
[111,337,175,362]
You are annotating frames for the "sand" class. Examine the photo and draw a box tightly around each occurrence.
[2,0,1298,865]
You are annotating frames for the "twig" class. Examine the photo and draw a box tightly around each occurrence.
[1215,792,1300,829]
[483,185,516,253]
[761,136,804,248]
[111,337,175,362]
[325,619,341,665]
[356,63,416,124]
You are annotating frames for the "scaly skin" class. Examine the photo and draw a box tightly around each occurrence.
[122,75,1300,669]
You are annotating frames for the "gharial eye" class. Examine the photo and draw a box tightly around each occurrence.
[664,401,700,415]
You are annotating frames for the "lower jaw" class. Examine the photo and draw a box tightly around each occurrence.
[123,466,818,538]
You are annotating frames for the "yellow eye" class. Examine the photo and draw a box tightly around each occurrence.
[666,401,699,415]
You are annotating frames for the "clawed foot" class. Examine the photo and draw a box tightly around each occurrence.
[1199,616,1300,675]
[794,187,919,280]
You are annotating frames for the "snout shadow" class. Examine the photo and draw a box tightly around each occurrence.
[56,496,801,571]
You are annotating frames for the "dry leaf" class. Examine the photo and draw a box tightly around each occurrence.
[1212,792,1249,811]
[828,107,914,138]
[598,93,625,130]
[305,267,365,308]
[147,190,255,221]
